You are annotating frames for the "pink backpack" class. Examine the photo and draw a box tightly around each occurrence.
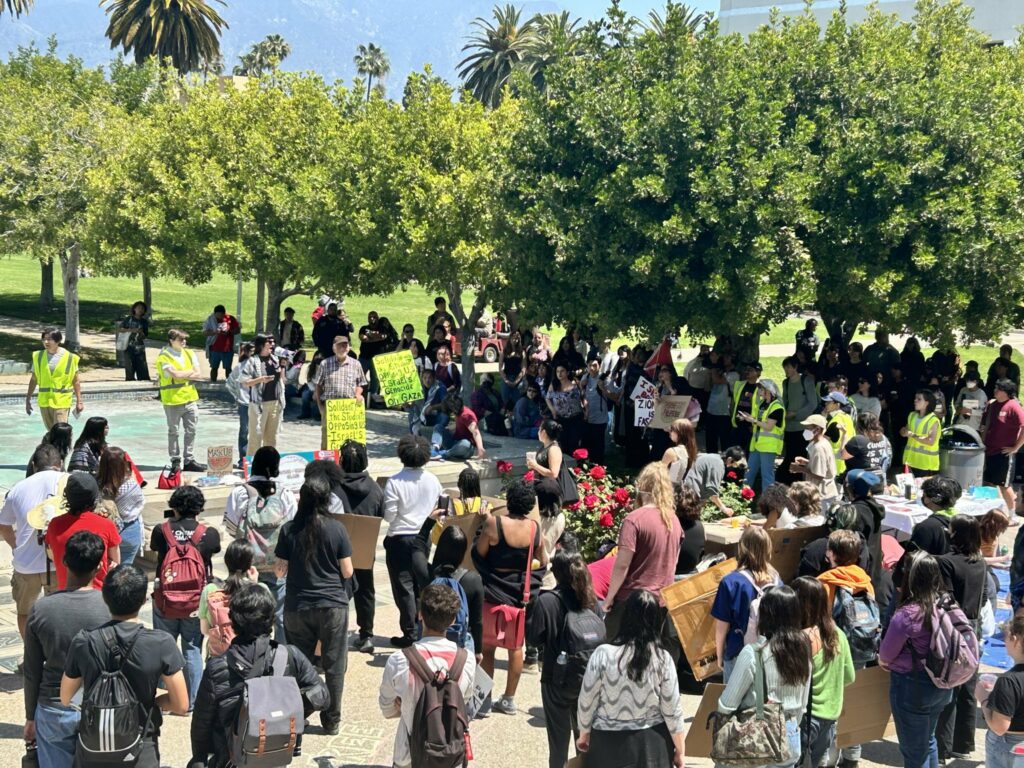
[206,589,235,656]
[154,522,208,619]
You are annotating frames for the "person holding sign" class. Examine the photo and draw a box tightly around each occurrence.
[313,336,366,451]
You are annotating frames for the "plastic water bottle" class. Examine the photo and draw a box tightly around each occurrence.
[556,651,568,667]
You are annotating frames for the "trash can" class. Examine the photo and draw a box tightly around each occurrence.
[939,424,986,490]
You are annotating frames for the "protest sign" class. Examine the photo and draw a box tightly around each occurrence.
[650,395,692,431]
[632,377,658,428]
[467,666,493,720]
[373,351,422,407]
[768,525,828,582]
[206,445,234,477]
[326,399,366,449]
[661,558,737,681]
[336,514,384,570]
[244,450,339,491]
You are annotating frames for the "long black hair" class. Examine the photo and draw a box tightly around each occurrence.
[73,416,108,452]
[42,422,74,461]
[292,475,332,569]
[432,526,468,576]
[613,590,667,683]
[551,550,596,612]
[949,515,982,563]
[221,540,256,597]
[248,446,280,498]
[757,585,812,687]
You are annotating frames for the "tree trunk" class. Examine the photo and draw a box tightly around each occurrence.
[448,285,488,401]
[821,314,858,349]
[727,332,761,366]
[58,244,81,352]
[265,278,284,339]
[39,259,54,311]
[254,276,266,334]
[142,272,152,313]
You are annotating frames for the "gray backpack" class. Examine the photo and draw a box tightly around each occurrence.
[228,640,304,767]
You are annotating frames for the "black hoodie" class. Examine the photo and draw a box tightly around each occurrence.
[338,471,385,518]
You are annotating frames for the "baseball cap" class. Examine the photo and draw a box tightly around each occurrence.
[824,391,848,406]
[64,473,100,511]
[800,414,827,430]
[845,468,882,497]
[745,361,763,372]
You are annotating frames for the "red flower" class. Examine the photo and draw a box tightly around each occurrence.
[573,448,589,461]
[613,487,631,505]
[572,466,582,475]
[584,494,599,509]
[599,512,614,527]
[523,470,536,483]
[726,471,738,480]
[741,487,755,501]
[590,465,606,480]
[567,501,581,511]
[579,481,591,492]
[496,460,513,474]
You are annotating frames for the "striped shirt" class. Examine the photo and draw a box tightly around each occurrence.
[577,644,684,733]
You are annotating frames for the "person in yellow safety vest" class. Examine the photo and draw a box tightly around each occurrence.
[901,389,941,477]
[822,391,855,475]
[156,329,207,472]
[738,379,785,491]
[24,328,83,429]
[730,361,763,452]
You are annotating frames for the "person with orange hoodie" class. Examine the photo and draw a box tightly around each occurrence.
[818,529,878,768]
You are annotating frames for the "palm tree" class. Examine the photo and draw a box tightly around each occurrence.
[0,0,33,16]
[233,49,262,77]
[519,11,583,90]
[101,0,228,74]
[642,2,708,37]
[258,33,290,67]
[458,4,536,108]
[198,52,224,81]
[353,42,390,101]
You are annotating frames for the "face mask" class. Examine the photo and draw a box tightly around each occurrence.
[803,429,815,441]
[966,382,977,389]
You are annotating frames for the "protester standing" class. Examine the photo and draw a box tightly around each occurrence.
[96,447,146,566]
[240,334,286,451]
[276,306,305,351]
[312,303,351,358]
[781,356,819,483]
[981,379,1024,516]
[156,329,207,472]
[202,304,240,381]
[313,336,367,451]
[25,329,83,429]
[117,301,150,381]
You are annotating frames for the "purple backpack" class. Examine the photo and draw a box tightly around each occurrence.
[915,594,980,690]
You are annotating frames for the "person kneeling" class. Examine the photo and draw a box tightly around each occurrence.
[188,583,329,768]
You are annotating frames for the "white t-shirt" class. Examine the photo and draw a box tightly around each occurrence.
[0,470,61,574]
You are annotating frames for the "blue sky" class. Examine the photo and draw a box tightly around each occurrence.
[566,0,720,20]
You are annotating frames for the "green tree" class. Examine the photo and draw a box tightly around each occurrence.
[518,11,583,90]
[0,0,32,16]
[353,43,390,101]
[101,0,228,74]
[458,4,536,108]
[642,2,709,37]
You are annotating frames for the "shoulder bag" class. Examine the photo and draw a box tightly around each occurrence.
[483,521,537,650]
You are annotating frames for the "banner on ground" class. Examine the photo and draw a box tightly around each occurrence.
[650,395,692,431]
[326,399,367,449]
[244,450,339,491]
[374,351,422,407]
[631,378,658,428]
[661,558,737,681]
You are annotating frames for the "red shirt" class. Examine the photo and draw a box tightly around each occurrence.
[45,512,121,590]
[210,315,240,353]
[616,505,682,605]
[984,398,1024,456]
[588,554,615,601]
[453,407,478,442]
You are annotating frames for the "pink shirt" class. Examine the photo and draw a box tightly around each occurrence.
[616,505,682,605]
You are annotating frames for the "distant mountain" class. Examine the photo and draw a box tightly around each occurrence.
[0,0,574,89]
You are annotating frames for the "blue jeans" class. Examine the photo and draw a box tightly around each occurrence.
[118,517,143,566]
[890,670,953,768]
[208,349,233,378]
[436,430,473,460]
[35,700,79,768]
[771,717,801,768]
[745,451,777,492]
[501,381,521,408]
[722,655,736,683]
[986,729,1024,768]
[152,608,203,710]
[300,386,319,420]
[259,571,286,643]
[237,403,249,459]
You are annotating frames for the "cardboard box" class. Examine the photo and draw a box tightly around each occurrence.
[336,514,384,570]
[662,558,737,681]
[768,525,827,582]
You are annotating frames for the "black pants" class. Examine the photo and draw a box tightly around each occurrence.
[384,535,430,639]
[124,348,149,381]
[779,430,806,484]
[936,672,978,758]
[582,421,607,464]
[704,414,731,454]
[353,567,375,638]
[729,424,752,456]
[542,682,579,768]
[557,414,584,454]
[588,722,674,768]
[284,605,349,729]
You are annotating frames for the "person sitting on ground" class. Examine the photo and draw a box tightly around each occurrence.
[777,481,826,530]
[45,473,121,591]
[197,540,257,657]
[408,366,447,440]
[512,383,543,440]
[471,374,508,435]
[61,564,189,766]
[23,532,111,768]
[434,393,487,461]
[379,584,477,768]
[189,583,329,768]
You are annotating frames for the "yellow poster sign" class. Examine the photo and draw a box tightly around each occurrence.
[373,351,423,407]
[326,399,366,449]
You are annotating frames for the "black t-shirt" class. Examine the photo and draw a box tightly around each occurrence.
[359,324,393,359]
[677,519,705,575]
[736,383,757,416]
[64,621,185,738]
[938,553,988,620]
[274,516,353,611]
[150,518,221,577]
[909,513,952,558]
[261,355,280,402]
[989,664,1024,731]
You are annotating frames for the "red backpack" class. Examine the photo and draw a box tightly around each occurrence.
[154,522,208,619]
[206,589,235,656]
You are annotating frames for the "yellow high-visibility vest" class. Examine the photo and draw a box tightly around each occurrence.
[904,412,941,472]
[156,347,200,406]
[829,410,855,474]
[750,400,785,455]
[731,380,762,427]
[32,349,79,409]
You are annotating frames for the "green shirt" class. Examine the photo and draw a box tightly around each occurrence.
[809,630,855,720]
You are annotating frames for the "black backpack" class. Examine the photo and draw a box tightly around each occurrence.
[832,586,881,666]
[77,626,150,766]
[404,647,469,768]
[551,593,606,697]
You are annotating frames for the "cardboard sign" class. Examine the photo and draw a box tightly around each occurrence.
[326,399,366,450]
[244,450,339,491]
[467,666,493,720]
[768,525,828,582]
[650,395,692,431]
[686,665,893,758]
[631,377,658,427]
[374,350,423,407]
[662,558,737,681]
[630,377,657,402]
[206,445,234,477]
[336,514,384,570]
[440,514,487,569]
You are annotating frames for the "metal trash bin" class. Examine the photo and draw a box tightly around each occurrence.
[939,424,986,490]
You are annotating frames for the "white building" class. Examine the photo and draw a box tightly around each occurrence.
[718,0,1024,44]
